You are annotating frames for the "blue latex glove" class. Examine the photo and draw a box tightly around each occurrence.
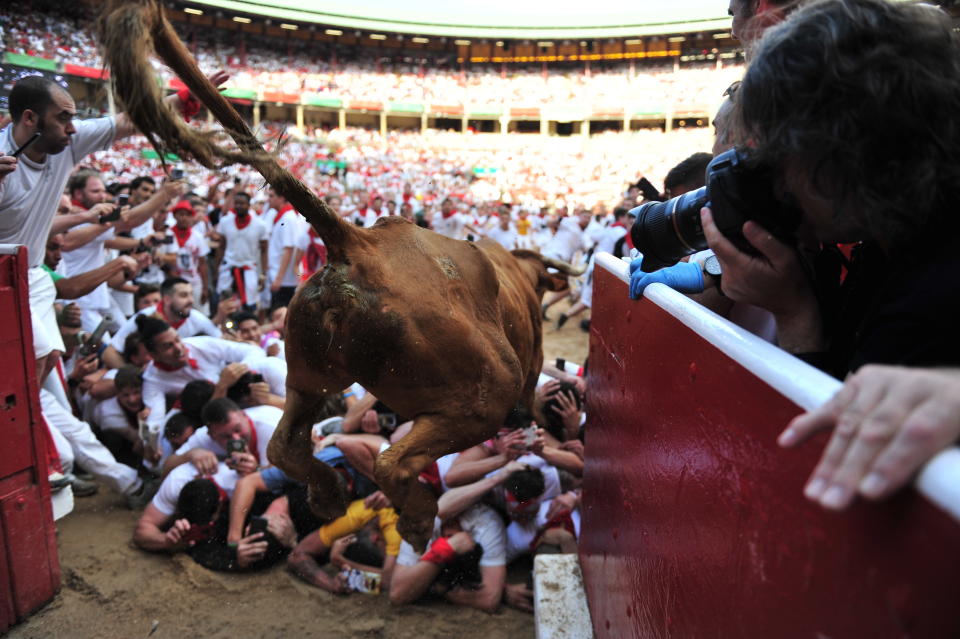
[629,260,704,300]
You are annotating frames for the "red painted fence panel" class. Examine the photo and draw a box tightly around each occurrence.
[0,246,60,633]
[580,254,960,639]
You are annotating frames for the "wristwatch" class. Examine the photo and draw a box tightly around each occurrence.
[703,254,724,296]
[703,254,722,277]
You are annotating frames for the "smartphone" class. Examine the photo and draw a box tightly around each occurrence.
[226,438,247,455]
[10,132,41,158]
[171,167,184,180]
[248,515,268,537]
[377,413,397,431]
[636,177,666,202]
[161,235,175,245]
[521,425,539,449]
[77,316,111,358]
[555,357,566,372]
[99,195,125,225]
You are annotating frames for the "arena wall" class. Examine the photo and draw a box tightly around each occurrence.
[579,253,960,638]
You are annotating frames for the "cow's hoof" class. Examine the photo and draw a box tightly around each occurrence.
[397,515,433,553]
[307,483,348,521]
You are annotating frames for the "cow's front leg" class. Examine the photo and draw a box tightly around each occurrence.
[375,415,488,552]
[267,387,349,521]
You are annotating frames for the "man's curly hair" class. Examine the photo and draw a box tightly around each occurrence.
[738,0,960,252]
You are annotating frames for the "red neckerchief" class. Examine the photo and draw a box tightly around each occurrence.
[504,488,539,521]
[154,302,187,329]
[441,209,456,219]
[272,204,294,227]
[234,212,252,230]
[70,198,88,211]
[152,345,199,372]
[243,415,261,464]
[171,225,192,248]
[303,227,327,274]
[612,221,626,229]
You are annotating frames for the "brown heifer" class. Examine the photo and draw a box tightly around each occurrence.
[96,0,582,549]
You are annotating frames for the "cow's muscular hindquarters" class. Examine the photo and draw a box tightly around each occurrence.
[275,220,525,549]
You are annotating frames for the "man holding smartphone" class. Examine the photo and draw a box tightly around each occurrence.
[0,72,227,389]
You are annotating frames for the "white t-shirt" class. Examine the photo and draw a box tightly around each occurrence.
[151,461,238,516]
[60,223,115,310]
[543,217,587,263]
[174,404,281,462]
[141,336,262,433]
[216,211,268,268]
[266,206,302,287]
[595,224,628,257]
[396,503,506,568]
[109,303,220,352]
[0,118,116,268]
[431,211,469,240]
[164,227,209,292]
[486,225,518,251]
[91,396,135,434]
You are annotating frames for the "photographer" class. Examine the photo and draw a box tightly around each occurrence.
[702,0,960,377]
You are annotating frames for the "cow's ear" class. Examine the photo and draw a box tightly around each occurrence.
[540,271,569,292]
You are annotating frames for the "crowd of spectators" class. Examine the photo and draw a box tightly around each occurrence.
[2,0,959,623]
[1,1,742,112]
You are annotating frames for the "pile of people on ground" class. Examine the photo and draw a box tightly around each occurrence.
[2,0,960,618]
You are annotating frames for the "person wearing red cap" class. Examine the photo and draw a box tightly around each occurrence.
[163,199,211,316]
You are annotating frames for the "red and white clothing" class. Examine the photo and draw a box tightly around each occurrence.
[60,219,116,332]
[165,226,210,311]
[173,404,281,462]
[487,225,518,251]
[141,336,262,434]
[215,211,268,305]
[108,302,220,352]
[543,217,588,263]
[266,205,303,289]
[151,461,239,516]
[431,210,469,240]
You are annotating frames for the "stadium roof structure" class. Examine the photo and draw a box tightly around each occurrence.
[184,0,733,39]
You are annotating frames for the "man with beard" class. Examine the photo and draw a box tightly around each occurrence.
[102,277,221,368]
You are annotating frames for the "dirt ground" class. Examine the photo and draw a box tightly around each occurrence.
[9,303,590,639]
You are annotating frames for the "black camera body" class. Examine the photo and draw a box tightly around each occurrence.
[629,148,801,273]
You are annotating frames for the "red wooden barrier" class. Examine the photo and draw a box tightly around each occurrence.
[0,246,60,633]
[580,254,960,638]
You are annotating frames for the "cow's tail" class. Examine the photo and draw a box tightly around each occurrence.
[540,255,586,276]
[96,0,353,250]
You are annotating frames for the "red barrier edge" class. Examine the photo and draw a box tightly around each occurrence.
[579,253,960,639]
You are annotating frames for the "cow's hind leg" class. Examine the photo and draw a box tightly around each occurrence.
[267,387,349,521]
[375,415,489,552]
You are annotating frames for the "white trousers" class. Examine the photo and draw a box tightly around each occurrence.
[40,388,141,496]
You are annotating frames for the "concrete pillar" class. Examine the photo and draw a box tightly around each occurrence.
[296,105,304,131]
[338,108,346,130]
[253,101,261,128]
[421,112,428,132]
[461,115,468,134]
[624,113,631,133]
[540,116,548,136]
[380,111,387,138]
[500,115,509,135]
[582,118,590,138]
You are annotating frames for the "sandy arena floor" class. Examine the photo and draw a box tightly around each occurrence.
[9,304,590,639]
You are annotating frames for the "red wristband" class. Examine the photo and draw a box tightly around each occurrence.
[420,536,456,565]
[176,88,202,122]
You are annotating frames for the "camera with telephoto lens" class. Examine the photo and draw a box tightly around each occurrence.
[629,148,802,273]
